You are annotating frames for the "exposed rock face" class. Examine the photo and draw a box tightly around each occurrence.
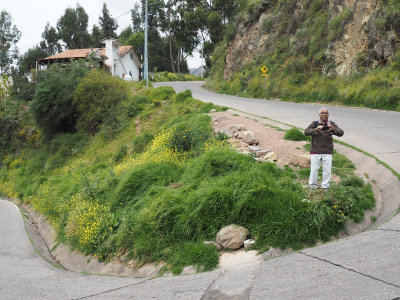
[223,0,399,79]
[216,224,249,250]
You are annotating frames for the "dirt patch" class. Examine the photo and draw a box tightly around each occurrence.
[212,111,310,164]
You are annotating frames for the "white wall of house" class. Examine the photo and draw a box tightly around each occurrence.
[103,39,120,76]
[103,38,140,81]
[116,51,140,81]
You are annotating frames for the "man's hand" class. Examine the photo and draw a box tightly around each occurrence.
[317,125,323,131]
[328,124,334,131]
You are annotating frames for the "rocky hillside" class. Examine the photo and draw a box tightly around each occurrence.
[225,0,398,78]
[209,0,400,110]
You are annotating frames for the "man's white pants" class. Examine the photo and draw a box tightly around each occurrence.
[309,154,332,189]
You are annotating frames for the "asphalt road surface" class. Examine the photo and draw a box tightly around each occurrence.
[154,81,400,174]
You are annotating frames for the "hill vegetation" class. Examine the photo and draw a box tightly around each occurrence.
[0,62,375,274]
[208,0,400,111]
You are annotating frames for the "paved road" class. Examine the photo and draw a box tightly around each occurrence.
[154,81,400,174]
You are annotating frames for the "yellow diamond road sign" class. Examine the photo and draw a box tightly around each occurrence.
[260,66,268,73]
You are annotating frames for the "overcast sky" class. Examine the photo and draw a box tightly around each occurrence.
[2,0,201,68]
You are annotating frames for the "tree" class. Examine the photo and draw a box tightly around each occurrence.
[99,3,119,38]
[89,25,103,48]
[40,23,61,55]
[57,5,90,49]
[0,10,21,74]
[119,26,134,43]
[131,3,143,32]
[18,46,48,75]
[31,62,89,138]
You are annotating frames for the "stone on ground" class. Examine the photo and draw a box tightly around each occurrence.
[216,224,249,250]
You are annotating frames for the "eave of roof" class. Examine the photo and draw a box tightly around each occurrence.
[39,45,135,61]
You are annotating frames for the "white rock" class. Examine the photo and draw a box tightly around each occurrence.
[244,239,256,250]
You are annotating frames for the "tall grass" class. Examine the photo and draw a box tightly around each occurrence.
[0,84,375,274]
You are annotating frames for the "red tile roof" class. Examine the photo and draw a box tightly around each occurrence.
[39,45,133,61]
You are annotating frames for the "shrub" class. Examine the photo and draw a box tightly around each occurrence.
[0,93,26,152]
[112,145,128,163]
[175,89,192,103]
[284,128,309,141]
[198,102,216,113]
[73,69,128,134]
[63,192,116,253]
[127,102,143,118]
[167,113,213,154]
[111,161,182,211]
[322,182,375,223]
[132,132,154,153]
[148,86,176,102]
[167,72,178,81]
[31,62,89,138]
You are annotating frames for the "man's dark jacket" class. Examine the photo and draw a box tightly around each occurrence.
[304,121,344,154]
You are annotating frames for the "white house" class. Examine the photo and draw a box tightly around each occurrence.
[38,38,141,81]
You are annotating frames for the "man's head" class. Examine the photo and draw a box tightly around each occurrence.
[319,107,329,122]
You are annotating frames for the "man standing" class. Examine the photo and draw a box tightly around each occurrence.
[304,107,344,190]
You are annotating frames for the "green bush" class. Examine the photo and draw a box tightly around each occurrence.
[167,114,213,154]
[31,62,89,138]
[167,72,178,81]
[132,132,154,153]
[322,182,375,223]
[198,102,216,113]
[175,89,192,103]
[127,96,148,119]
[148,86,176,102]
[111,161,182,211]
[112,145,128,163]
[284,128,309,141]
[73,69,128,134]
[0,94,27,152]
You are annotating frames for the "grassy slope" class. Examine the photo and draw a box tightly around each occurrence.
[0,85,375,274]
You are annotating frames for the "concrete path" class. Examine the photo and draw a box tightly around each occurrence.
[1,82,400,299]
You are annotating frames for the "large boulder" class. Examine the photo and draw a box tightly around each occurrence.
[216,224,249,250]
